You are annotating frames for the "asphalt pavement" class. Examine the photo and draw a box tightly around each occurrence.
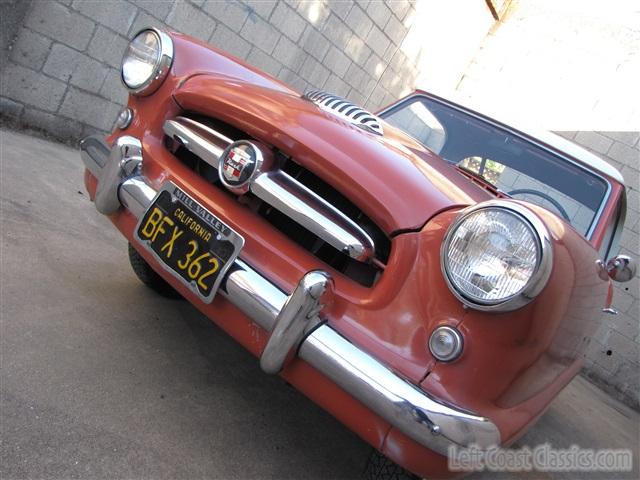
[1,128,638,479]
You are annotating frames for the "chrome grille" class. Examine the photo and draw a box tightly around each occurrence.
[163,115,390,287]
[302,90,384,136]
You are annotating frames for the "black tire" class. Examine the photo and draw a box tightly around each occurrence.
[128,243,182,299]
[363,449,419,480]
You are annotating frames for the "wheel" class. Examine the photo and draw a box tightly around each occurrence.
[128,243,182,299]
[363,449,419,480]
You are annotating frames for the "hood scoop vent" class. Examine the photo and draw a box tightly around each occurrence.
[302,90,384,136]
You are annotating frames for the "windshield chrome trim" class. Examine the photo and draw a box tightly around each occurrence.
[378,93,613,241]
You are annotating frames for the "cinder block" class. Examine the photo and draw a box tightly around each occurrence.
[269,2,306,42]
[9,28,52,71]
[389,48,410,74]
[323,46,352,78]
[599,131,640,147]
[627,189,639,213]
[59,87,121,131]
[365,25,391,61]
[298,56,330,90]
[383,13,407,46]
[278,67,308,93]
[166,2,216,42]
[574,131,614,155]
[272,36,306,73]
[345,62,375,97]
[203,0,250,29]
[364,83,389,111]
[99,68,128,105]
[363,52,385,80]
[296,0,330,26]
[554,131,577,140]
[620,165,639,192]
[380,39,398,63]
[345,5,373,38]
[81,123,106,138]
[585,336,620,373]
[583,355,618,379]
[619,227,639,256]
[380,90,396,109]
[321,13,352,51]
[608,311,639,342]
[22,107,84,142]
[25,1,94,50]
[240,16,281,54]
[209,24,251,60]
[246,48,282,77]
[43,44,108,94]
[322,74,351,98]
[616,362,640,405]
[609,141,640,168]
[379,65,400,91]
[402,5,417,27]
[345,34,371,68]
[87,26,128,69]
[610,287,636,317]
[0,96,24,120]
[390,0,411,20]
[129,0,173,21]
[244,0,277,19]
[327,0,352,20]
[2,64,67,112]
[128,11,169,38]
[300,27,331,63]
[605,330,639,365]
[365,1,391,29]
[72,0,137,33]
[346,88,366,107]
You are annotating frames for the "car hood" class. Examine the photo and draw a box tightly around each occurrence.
[173,74,492,234]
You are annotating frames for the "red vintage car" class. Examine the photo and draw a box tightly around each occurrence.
[80,28,635,479]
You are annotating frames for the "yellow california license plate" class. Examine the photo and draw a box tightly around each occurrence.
[134,183,244,302]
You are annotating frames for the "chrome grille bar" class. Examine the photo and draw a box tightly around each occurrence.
[252,171,374,261]
[162,117,376,261]
[163,116,230,168]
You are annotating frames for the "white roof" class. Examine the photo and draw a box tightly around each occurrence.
[525,129,625,184]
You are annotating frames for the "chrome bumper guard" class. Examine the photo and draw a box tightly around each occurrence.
[80,135,500,455]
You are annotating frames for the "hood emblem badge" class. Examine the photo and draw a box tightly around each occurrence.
[219,140,264,194]
[302,90,384,136]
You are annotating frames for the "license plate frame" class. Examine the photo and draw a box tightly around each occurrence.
[134,182,244,303]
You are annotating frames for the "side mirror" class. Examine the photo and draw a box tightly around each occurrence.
[606,255,636,283]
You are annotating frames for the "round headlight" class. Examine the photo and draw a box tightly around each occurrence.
[121,28,173,96]
[441,201,552,312]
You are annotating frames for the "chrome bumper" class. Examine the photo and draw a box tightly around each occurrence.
[80,135,500,456]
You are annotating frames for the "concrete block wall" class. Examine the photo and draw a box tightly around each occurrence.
[556,131,640,409]
[0,0,419,142]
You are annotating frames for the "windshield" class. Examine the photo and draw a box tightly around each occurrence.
[380,96,609,237]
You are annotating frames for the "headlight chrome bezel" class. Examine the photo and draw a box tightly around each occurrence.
[440,200,553,312]
[121,28,174,96]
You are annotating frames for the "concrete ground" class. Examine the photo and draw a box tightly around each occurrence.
[1,128,638,479]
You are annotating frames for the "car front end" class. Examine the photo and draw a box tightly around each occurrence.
[79,28,627,478]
